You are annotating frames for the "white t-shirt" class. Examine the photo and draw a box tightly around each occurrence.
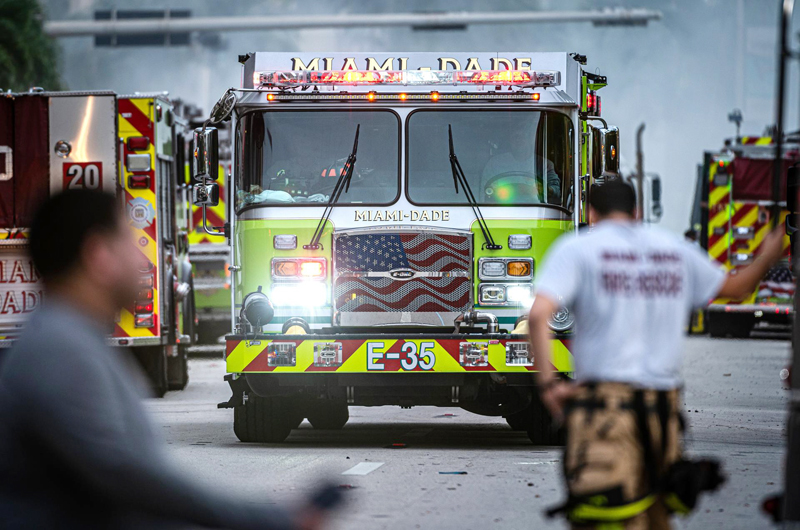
[535,220,726,390]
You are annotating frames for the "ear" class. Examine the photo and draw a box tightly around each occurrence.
[589,206,599,225]
[79,232,116,286]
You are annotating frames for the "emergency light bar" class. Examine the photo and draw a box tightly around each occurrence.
[254,69,560,88]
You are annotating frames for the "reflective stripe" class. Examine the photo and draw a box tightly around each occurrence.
[664,493,691,515]
[569,494,657,522]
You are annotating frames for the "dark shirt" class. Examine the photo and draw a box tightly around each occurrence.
[0,299,294,530]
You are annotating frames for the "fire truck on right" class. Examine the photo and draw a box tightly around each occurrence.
[689,134,795,338]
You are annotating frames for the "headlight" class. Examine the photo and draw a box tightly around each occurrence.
[480,260,505,278]
[479,284,506,304]
[271,282,327,308]
[479,283,534,306]
[506,284,534,303]
[548,307,574,332]
[478,257,533,281]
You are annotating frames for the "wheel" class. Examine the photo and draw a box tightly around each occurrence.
[708,313,754,339]
[132,346,169,398]
[167,345,189,391]
[306,400,349,430]
[505,408,531,431]
[526,394,564,446]
[233,394,293,443]
[288,406,305,429]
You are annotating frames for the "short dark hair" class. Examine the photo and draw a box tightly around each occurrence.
[29,190,121,282]
[589,181,636,216]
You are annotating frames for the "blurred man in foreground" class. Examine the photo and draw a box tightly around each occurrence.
[529,182,784,529]
[0,190,325,529]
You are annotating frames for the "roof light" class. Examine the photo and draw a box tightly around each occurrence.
[367,91,376,102]
[266,93,275,102]
[253,69,560,88]
[531,93,540,101]
[431,91,440,102]
[399,93,407,101]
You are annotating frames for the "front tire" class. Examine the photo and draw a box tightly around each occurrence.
[505,408,531,431]
[167,345,189,391]
[132,346,169,398]
[233,394,293,443]
[708,313,754,339]
[306,400,349,430]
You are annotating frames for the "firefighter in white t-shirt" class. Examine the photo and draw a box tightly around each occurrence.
[528,181,785,529]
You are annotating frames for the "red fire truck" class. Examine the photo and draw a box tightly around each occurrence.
[689,134,795,337]
[0,90,195,395]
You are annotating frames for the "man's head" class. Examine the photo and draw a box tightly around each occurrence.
[589,181,636,222]
[29,190,140,310]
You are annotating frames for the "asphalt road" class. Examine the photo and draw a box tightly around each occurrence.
[149,336,790,530]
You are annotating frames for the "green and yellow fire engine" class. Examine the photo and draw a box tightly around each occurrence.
[193,52,622,443]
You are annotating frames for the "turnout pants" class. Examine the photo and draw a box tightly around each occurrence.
[562,383,683,530]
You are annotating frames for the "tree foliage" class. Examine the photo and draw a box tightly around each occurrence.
[0,0,63,91]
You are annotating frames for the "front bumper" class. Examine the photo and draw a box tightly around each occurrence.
[225,332,573,374]
[707,303,793,324]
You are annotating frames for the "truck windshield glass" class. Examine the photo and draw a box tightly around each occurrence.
[407,110,574,209]
[237,110,399,210]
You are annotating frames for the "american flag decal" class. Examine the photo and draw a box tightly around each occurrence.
[756,264,795,303]
[334,231,472,314]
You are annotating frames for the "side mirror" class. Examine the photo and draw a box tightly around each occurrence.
[193,182,220,206]
[192,127,219,182]
[598,127,620,178]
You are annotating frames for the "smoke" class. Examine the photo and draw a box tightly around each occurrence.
[42,0,787,234]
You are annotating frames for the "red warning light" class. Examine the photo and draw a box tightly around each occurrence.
[367,92,376,102]
[399,93,407,101]
[531,93,541,101]
[266,93,275,102]
[431,92,440,102]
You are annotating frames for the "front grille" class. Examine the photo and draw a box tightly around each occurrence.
[333,229,472,321]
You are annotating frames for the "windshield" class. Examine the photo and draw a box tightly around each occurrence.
[237,110,399,210]
[407,110,574,209]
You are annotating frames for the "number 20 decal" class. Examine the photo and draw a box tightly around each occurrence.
[401,341,436,371]
[63,162,103,191]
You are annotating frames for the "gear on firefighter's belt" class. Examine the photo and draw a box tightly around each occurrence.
[545,383,725,529]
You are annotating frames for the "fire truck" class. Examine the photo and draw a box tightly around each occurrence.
[194,52,622,444]
[690,134,794,337]
[0,90,195,396]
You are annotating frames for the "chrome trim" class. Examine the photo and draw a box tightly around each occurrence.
[339,269,470,280]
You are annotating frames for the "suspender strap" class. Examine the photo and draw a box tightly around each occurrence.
[632,390,658,490]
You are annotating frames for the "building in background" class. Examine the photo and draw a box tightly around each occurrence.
[39,0,784,235]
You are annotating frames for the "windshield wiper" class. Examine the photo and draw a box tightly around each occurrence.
[305,124,360,250]
[448,125,502,250]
